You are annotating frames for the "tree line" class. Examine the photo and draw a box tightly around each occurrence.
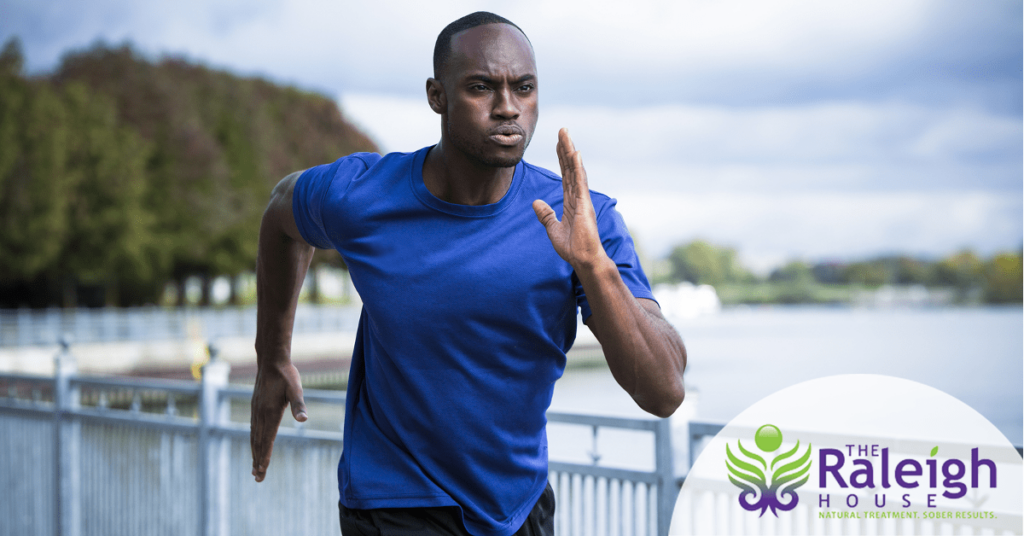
[664,240,1022,304]
[0,38,377,308]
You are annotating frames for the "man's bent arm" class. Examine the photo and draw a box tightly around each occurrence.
[533,129,686,418]
[251,170,314,482]
[577,273,686,418]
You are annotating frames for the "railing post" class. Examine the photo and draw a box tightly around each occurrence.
[199,341,231,536]
[54,335,81,536]
[655,417,676,536]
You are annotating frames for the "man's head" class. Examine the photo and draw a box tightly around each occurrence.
[427,12,538,168]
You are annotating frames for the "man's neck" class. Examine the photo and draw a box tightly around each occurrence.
[422,141,516,206]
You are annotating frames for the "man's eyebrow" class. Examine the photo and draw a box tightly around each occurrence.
[463,74,537,85]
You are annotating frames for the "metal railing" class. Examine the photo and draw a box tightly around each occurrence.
[0,306,363,347]
[0,341,682,536]
[546,412,677,536]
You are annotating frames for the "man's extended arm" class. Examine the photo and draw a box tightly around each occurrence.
[251,170,312,482]
[532,129,686,418]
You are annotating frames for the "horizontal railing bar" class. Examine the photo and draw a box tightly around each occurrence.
[219,385,252,398]
[0,373,55,384]
[215,422,344,444]
[297,389,346,404]
[548,461,660,484]
[547,411,661,431]
[0,401,57,418]
[688,422,724,437]
[69,407,201,433]
[72,376,201,394]
[219,384,347,404]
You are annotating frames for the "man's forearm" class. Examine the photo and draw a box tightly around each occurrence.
[255,176,315,367]
[577,257,687,418]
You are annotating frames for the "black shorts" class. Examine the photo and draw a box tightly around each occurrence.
[339,482,555,536]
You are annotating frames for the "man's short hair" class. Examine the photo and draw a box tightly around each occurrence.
[433,11,529,79]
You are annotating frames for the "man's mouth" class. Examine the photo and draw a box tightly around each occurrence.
[489,125,525,146]
[490,133,523,146]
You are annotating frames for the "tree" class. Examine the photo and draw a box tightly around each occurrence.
[0,38,75,285]
[982,251,1022,304]
[56,82,158,306]
[1,40,378,307]
[769,261,815,283]
[930,250,984,290]
[668,240,749,286]
[841,261,889,286]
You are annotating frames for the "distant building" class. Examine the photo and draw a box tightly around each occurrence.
[653,282,721,319]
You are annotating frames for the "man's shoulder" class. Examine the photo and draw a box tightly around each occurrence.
[336,146,427,166]
[345,151,385,168]
[521,160,561,183]
[520,159,616,209]
[321,147,427,182]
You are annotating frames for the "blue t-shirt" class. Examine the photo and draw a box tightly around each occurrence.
[292,146,654,536]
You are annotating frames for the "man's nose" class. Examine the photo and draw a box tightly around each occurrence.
[492,87,519,119]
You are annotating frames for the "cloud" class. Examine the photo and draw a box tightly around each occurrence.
[615,191,1023,268]
[2,0,1020,112]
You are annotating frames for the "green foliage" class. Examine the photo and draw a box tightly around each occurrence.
[664,239,1020,305]
[668,240,751,286]
[931,250,984,289]
[0,42,74,281]
[59,82,157,286]
[982,251,1022,304]
[0,38,377,307]
[769,261,814,284]
[840,262,888,286]
[716,283,854,305]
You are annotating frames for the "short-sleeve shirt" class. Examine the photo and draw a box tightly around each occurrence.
[292,146,654,536]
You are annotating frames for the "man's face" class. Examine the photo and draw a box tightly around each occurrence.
[441,23,538,168]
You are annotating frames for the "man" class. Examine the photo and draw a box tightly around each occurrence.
[250,11,686,536]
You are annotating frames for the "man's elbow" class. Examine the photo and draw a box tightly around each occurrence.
[638,383,685,419]
[639,346,687,418]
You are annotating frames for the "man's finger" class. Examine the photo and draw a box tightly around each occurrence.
[558,127,576,154]
[532,199,558,229]
[290,393,308,422]
[571,151,588,189]
[556,127,578,179]
[255,441,275,482]
[556,133,568,178]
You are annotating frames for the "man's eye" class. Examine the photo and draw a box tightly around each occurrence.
[472,84,489,91]
[518,85,534,92]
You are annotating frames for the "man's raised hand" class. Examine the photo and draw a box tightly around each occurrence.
[250,363,307,482]
[532,128,609,270]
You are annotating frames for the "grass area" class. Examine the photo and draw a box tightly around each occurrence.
[715,283,858,305]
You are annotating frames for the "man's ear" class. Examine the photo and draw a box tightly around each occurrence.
[426,78,446,115]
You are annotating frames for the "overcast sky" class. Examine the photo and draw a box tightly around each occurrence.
[3,0,1021,270]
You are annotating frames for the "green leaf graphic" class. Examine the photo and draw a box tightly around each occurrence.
[770,441,800,471]
[930,446,938,457]
[737,439,767,470]
[772,442,813,489]
[726,443,766,485]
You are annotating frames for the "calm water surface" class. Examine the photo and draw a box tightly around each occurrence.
[551,306,1023,447]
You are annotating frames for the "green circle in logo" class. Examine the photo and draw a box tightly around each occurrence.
[755,424,783,452]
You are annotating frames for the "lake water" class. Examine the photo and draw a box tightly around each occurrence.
[549,305,1023,467]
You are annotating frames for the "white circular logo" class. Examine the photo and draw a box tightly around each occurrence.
[673,375,1022,535]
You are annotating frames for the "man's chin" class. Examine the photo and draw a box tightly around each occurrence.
[471,150,525,168]
[481,156,523,168]
[476,142,531,168]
